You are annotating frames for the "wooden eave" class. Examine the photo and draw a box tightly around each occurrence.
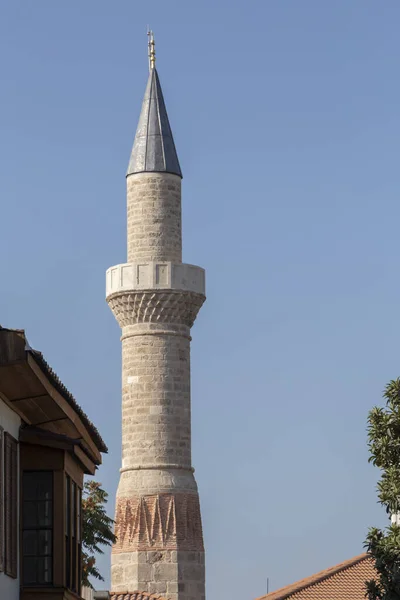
[19,427,97,475]
[0,329,103,467]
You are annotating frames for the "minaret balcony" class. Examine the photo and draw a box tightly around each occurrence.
[106,261,205,299]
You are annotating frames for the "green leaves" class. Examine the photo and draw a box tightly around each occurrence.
[365,379,400,599]
[82,480,117,589]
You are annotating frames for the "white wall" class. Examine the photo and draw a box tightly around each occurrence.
[0,398,21,600]
[81,586,94,600]
[0,398,20,438]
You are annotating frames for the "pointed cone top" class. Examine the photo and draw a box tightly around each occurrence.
[127,68,182,178]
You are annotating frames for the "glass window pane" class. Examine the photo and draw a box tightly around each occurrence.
[22,474,38,501]
[37,501,52,527]
[72,483,76,536]
[65,536,70,589]
[23,557,37,584]
[38,530,52,556]
[36,473,53,500]
[23,555,53,585]
[23,472,52,501]
[66,476,71,532]
[77,488,81,543]
[77,543,82,594]
[23,530,52,558]
[23,502,37,528]
[37,556,52,584]
[23,531,38,556]
[72,541,77,591]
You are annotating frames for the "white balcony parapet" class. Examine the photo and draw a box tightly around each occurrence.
[106,262,205,299]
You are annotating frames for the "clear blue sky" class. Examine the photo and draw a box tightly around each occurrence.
[0,0,398,597]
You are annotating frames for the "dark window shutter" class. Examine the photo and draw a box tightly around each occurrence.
[0,427,3,572]
[4,433,18,579]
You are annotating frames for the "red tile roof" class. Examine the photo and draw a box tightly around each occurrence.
[257,553,376,600]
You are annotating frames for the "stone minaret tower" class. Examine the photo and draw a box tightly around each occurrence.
[106,33,206,600]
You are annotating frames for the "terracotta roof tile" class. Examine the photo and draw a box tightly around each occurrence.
[110,593,169,600]
[257,553,376,600]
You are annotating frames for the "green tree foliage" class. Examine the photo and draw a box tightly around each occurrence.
[365,379,400,599]
[82,480,117,589]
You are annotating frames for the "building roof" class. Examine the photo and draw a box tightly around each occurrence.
[257,553,376,600]
[30,345,107,453]
[0,326,108,462]
[127,67,182,178]
[110,593,168,600]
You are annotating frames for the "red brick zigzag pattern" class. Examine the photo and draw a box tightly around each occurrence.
[113,493,204,553]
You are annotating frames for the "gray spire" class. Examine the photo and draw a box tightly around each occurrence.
[127,68,182,178]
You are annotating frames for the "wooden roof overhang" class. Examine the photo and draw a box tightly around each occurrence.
[0,327,107,475]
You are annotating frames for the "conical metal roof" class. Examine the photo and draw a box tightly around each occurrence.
[127,68,182,178]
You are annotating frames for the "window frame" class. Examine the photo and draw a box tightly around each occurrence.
[22,470,54,586]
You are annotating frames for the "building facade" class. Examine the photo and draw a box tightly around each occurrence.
[0,326,107,600]
[106,34,206,600]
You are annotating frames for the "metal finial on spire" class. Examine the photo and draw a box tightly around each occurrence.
[127,41,182,177]
[147,29,156,71]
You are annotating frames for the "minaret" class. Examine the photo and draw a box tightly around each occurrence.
[106,32,206,600]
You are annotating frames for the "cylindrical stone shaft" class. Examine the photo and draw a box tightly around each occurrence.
[108,169,206,600]
[127,173,182,264]
[121,329,192,471]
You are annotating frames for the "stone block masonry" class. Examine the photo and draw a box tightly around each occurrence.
[127,173,182,264]
[111,551,205,600]
[120,333,192,470]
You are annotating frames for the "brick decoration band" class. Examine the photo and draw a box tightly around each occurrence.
[113,493,204,553]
